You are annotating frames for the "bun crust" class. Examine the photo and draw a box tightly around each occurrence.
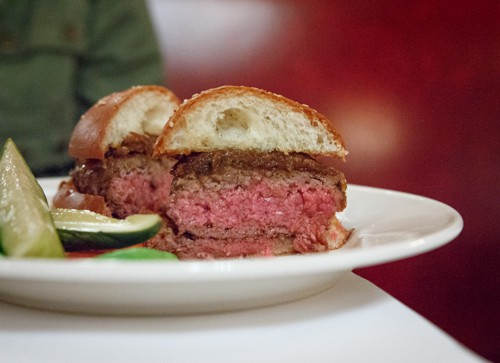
[154,85,347,159]
[69,85,181,160]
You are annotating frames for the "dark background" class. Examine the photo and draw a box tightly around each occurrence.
[148,1,499,360]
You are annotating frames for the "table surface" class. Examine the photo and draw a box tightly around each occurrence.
[0,273,485,363]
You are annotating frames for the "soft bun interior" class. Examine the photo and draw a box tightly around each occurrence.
[154,86,347,159]
[104,91,176,148]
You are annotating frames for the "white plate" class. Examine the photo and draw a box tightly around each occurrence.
[0,178,463,315]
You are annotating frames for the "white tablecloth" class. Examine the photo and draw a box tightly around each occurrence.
[0,273,484,363]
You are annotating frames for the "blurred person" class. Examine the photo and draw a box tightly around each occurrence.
[0,0,164,176]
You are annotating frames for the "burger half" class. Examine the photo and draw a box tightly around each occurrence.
[53,85,181,217]
[150,86,350,259]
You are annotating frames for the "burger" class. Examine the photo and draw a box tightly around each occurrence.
[53,85,181,217]
[55,85,350,259]
[150,85,350,259]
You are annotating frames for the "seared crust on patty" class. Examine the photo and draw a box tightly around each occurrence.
[172,149,342,176]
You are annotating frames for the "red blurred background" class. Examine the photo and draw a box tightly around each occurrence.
[148,1,499,360]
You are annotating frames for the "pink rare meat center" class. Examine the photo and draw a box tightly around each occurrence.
[167,177,339,252]
[107,170,173,217]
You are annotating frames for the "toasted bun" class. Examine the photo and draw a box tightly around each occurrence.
[153,85,347,159]
[69,85,181,160]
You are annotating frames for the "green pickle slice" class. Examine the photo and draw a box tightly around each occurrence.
[52,209,162,251]
[0,139,65,258]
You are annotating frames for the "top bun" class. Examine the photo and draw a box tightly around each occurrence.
[153,85,347,159]
[69,85,181,160]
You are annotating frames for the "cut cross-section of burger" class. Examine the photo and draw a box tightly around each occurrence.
[53,85,181,218]
[150,85,350,259]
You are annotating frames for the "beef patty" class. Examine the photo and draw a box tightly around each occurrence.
[146,150,348,259]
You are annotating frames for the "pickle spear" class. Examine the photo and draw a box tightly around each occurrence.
[0,139,65,258]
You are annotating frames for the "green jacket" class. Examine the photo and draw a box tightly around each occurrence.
[0,0,164,176]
